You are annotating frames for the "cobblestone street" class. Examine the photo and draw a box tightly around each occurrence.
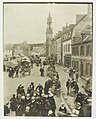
[3,3,92,117]
[4,63,88,116]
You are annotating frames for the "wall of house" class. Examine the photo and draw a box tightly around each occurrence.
[56,37,61,64]
[62,39,71,66]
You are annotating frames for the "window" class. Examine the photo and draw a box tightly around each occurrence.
[86,45,91,56]
[72,47,74,55]
[66,44,67,52]
[64,45,65,52]
[68,43,70,52]
[72,61,78,70]
[86,63,90,75]
[72,46,79,56]
[76,47,79,55]
[80,46,84,56]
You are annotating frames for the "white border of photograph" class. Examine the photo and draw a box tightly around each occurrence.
[0,0,96,119]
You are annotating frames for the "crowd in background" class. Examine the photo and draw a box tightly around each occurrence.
[4,56,92,117]
[4,79,67,116]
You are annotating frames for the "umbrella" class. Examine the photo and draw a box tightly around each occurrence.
[5,60,18,68]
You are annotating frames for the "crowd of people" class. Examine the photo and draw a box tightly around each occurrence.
[4,79,68,116]
[4,58,70,116]
[4,56,43,78]
[65,67,92,116]
[4,56,92,117]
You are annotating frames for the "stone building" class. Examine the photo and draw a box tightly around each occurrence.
[51,24,74,65]
[12,44,23,57]
[13,41,30,57]
[71,4,92,80]
[52,31,62,64]
[62,24,75,68]
[4,43,13,60]
[50,38,56,60]
[29,43,46,56]
[46,12,53,58]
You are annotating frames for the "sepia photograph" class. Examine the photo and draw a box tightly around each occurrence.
[3,2,93,117]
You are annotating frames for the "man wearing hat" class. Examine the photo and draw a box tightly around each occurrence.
[36,84,43,96]
[10,94,18,112]
[47,92,56,116]
[30,96,37,116]
[41,98,51,116]
[31,82,34,90]
[4,102,10,116]
[44,78,53,95]
[25,93,31,106]
[58,103,67,116]
[48,110,54,116]
[66,78,71,96]
[74,102,84,117]
[24,106,31,116]
[39,67,44,77]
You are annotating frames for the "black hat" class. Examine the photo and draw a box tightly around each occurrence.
[31,81,34,84]
[22,86,24,88]
[13,94,15,97]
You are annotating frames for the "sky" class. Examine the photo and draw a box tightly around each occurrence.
[4,3,88,44]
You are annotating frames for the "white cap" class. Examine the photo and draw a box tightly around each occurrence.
[61,102,64,105]
[26,106,30,111]
[48,110,53,115]
[48,93,53,97]
[21,96,25,99]
[48,90,51,94]
[49,88,52,91]
[33,93,36,96]
[31,96,35,100]
[18,94,21,97]
[49,78,51,80]
[77,102,81,105]
[26,93,30,97]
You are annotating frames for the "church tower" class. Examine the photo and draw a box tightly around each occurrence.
[46,12,53,58]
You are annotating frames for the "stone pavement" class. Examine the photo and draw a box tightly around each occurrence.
[55,64,87,113]
[4,64,88,116]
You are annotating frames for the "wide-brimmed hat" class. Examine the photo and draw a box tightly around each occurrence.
[31,82,34,84]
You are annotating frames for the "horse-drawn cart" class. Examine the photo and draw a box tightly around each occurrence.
[20,58,31,76]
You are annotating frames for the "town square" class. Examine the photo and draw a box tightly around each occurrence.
[3,2,92,117]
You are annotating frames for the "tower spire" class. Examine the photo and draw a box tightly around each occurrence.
[46,12,53,58]
[46,11,53,34]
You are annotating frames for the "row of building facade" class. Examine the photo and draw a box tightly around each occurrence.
[46,4,92,79]
[4,41,46,60]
